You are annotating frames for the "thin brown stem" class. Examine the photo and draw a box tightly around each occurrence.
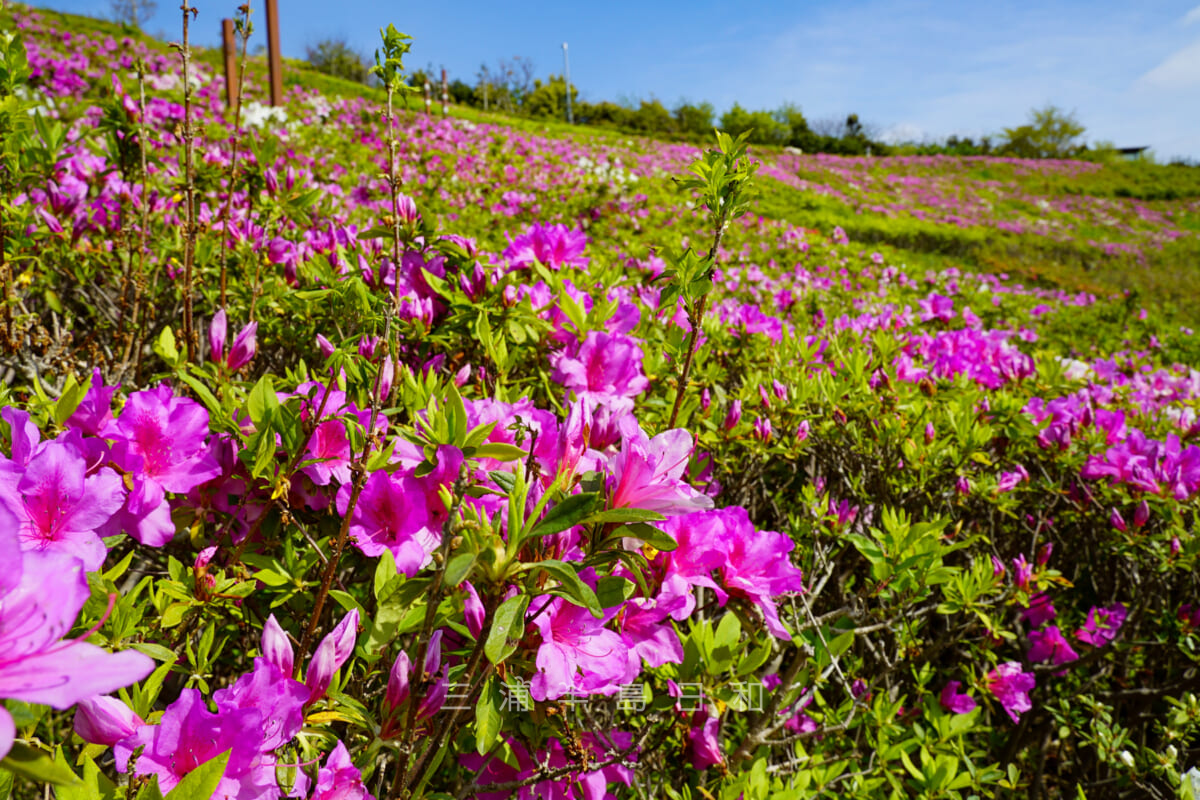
[177,0,199,364]
[218,3,253,309]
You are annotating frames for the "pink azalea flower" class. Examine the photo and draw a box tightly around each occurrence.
[717,507,805,639]
[111,385,221,493]
[503,222,589,271]
[997,465,1029,493]
[1021,592,1057,627]
[688,707,724,769]
[939,681,977,714]
[311,741,374,800]
[4,438,124,570]
[1027,626,1079,665]
[1076,603,1127,648]
[336,471,438,576]
[0,547,154,760]
[214,657,309,752]
[984,661,1036,722]
[64,368,119,437]
[116,688,281,798]
[607,427,713,516]
[529,596,630,702]
[619,598,684,672]
[550,331,650,401]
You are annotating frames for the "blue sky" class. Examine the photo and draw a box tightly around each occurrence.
[33,0,1200,158]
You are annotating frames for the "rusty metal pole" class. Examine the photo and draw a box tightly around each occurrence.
[265,0,283,106]
[221,18,238,108]
[440,68,448,117]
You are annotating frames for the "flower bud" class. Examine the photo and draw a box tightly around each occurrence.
[209,309,227,364]
[1133,499,1149,528]
[378,357,395,401]
[924,422,936,444]
[795,420,811,443]
[305,609,360,703]
[1110,508,1127,533]
[463,582,485,639]
[700,388,711,412]
[262,614,295,678]
[226,320,258,371]
[385,651,410,711]
[723,400,742,431]
[74,696,144,747]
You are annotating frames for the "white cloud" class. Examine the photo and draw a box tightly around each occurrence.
[881,122,927,144]
[1139,38,1200,89]
[1184,4,1200,25]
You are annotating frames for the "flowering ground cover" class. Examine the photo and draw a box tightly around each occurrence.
[3,5,1200,800]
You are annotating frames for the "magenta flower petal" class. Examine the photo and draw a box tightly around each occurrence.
[209,308,227,363]
[0,706,13,760]
[939,681,977,714]
[262,614,295,678]
[74,695,145,747]
[226,320,258,371]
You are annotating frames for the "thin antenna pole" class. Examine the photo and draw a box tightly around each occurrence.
[562,42,573,124]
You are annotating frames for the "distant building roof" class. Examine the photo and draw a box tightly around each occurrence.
[1116,146,1149,155]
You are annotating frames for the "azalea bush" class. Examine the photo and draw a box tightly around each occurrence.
[2,6,1200,800]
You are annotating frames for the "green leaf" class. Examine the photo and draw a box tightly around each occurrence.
[53,372,87,426]
[444,552,475,587]
[176,371,222,420]
[534,560,602,617]
[595,575,635,608]
[247,375,279,429]
[484,593,529,665]
[374,549,399,599]
[472,443,527,462]
[488,471,517,494]
[527,493,600,540]
[474,676,504,755]
[585,507,666,525]
[153,326,180,366]
[610,521,678,552]
[56,755,116,800]
[164,750,230,800]
[0,742,80,786]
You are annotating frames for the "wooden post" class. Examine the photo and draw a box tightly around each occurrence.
[221,18,238,108]
[265,0,283,106]
[440,68,448,117]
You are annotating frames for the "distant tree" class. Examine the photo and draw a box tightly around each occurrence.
[774,103,812,148]
[674,101,714,137]
[576,100,634,129]
[999,105,1086,159]
[524,74,578,120]
[719,103,787,145]
[305,37,369,84]
[630,98,674,134]
[109,0,156,29]
[448,79,477,106]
